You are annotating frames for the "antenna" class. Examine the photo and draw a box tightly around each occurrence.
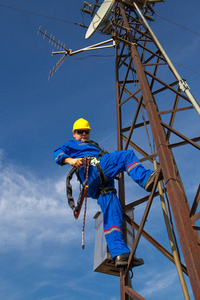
[38,26,114,78]
[85,0,115,39]
[37,26,71,54]
[48,54,67,80]
[81,1,93,15]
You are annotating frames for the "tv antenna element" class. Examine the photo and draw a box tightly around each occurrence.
[37,26,114,79]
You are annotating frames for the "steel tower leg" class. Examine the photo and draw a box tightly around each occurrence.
[114,2,200,299]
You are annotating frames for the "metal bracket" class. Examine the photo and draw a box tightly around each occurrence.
[178,79,190,92]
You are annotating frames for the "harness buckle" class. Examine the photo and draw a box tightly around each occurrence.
[90,157,100,166]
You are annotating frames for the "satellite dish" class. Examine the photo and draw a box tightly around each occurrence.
[85,0,115,39]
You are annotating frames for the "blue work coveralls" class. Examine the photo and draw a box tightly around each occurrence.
[53,140,152,258]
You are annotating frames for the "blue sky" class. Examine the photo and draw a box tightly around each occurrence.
[0,1,200,299]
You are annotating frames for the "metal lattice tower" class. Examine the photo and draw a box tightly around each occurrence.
[38,1,200,299]
[112,1,200,299]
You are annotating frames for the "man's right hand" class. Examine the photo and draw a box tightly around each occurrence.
[62,157,84,169]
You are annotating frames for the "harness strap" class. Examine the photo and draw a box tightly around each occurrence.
[100,187,117,196]
[66,160,88,214]
[90,157,117,197]
[85,139,108,157]
[66,167,77,211]
[95,162,108,189]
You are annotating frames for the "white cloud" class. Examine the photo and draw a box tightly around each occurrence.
[137,269,178,298]
[0,153,99,253]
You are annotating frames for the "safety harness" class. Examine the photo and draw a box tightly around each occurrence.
[66,140,116,208]
[66,140,117,248]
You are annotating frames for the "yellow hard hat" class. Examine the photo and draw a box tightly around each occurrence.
[72,118,91,132]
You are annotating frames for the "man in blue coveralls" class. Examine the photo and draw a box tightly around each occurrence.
[53,118,161,268]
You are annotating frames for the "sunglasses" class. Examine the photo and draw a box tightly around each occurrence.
[75,130,90,134]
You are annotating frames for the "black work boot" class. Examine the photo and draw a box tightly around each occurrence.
[144,170,163,192]
[115,253,129,267]
[115,253,144,268]
[129,256,144,269]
